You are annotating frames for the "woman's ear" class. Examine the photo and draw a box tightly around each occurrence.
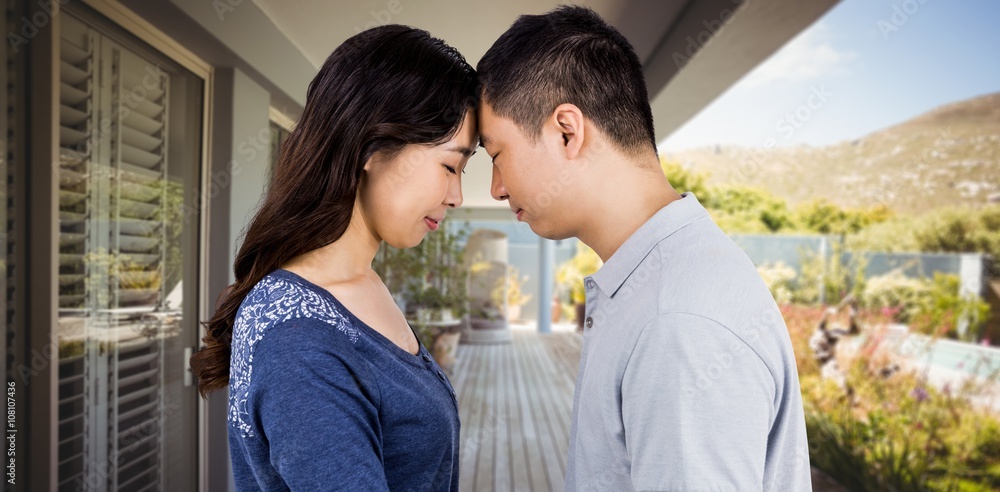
[552,103,585,159]
[363,151,385,174]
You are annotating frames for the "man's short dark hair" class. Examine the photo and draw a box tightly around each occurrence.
[477,5,656,156]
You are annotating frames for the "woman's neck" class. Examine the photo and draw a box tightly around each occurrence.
[281,208,380,286]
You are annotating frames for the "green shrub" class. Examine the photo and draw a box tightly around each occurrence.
[847,205,1000,274]
[706,184,796,233]
[795,199,893,235]
[859,272,991,339]
[908,274,992,340]
[757,262,797,305]
[786,299,1000,491]
[794,243,867,305]
[860,270,932,323]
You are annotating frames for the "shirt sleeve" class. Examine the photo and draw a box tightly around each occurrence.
[621,313,775,491]
[248,317,389,491]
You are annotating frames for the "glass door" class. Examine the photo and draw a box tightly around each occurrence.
[55,9,202,492]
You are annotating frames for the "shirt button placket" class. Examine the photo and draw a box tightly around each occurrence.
[584,278,597,332]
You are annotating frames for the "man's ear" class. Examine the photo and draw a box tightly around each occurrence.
[552,103,585,159]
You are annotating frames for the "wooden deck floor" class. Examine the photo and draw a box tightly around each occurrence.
[451,329,580,492]
[452,327,846,492]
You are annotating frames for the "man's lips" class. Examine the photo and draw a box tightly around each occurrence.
[512,207,524,221]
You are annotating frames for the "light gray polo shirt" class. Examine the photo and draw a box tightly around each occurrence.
[565,193,811,492]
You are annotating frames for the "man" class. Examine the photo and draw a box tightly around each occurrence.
[476,6,811,491]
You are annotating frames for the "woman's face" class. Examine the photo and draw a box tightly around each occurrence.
[359,111,478,249]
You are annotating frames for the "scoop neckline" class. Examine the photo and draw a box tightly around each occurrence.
[272,268,429,368]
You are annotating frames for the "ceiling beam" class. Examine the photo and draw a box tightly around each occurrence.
[646,0,840,142]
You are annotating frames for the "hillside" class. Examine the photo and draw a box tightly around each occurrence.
[663,92,1000,215]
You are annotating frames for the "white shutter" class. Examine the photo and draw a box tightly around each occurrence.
[112,46,169,312]
[106,40,168,492]
[57,15,96,491]
[57,16,95,314]
[57,14,170,491]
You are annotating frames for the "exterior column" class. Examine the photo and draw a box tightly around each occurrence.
[538,237,555,334]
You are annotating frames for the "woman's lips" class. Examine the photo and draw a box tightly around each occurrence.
[424,217,440,231]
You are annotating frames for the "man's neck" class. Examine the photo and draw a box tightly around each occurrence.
[576,159,680,262]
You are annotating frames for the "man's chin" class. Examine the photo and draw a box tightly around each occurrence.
[526,220,572,241]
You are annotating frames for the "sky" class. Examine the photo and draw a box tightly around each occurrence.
[659,0,1000,152]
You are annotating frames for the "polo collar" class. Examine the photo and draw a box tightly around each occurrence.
[590,193,709,298]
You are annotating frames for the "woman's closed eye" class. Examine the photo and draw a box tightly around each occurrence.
[443,164,466,175]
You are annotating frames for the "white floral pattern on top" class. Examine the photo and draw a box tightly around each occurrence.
[228,271,358,437]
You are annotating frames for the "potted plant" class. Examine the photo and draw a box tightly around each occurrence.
[372,243,425,313]
[492,266,531,322]
[375,218,470,367]
[556,242,603,331]
[410,287,460,323]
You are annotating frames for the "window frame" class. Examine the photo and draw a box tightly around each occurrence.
[26,1,215,490]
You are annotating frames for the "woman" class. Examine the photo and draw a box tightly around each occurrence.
[190,25,478,491]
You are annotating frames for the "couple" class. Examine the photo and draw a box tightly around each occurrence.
[190,6,810,492]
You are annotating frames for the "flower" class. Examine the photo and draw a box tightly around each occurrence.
[910,386,929,403]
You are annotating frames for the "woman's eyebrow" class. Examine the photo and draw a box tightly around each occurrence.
[446,145,477,157]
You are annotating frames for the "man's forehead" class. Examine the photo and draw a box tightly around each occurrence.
[476,108,504,148]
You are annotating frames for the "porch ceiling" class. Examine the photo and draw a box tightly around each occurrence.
[243,0,838,208]
[250,0,686,72]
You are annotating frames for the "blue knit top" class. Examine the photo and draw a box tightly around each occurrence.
[227,269,460,491]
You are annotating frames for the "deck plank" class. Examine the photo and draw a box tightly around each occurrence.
[453,328,845,492]
[474,343,497,491]
[455,331,579,492]
[493,340,511,492]
[526,335,572,477]
[458,343,485,492]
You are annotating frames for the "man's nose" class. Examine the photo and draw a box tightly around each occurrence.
[491,164,508,201]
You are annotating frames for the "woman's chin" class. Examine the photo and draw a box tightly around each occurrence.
[384,232,425,250]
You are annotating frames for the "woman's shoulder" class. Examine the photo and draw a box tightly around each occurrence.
[229,270,367,437]
[233,269,360,346]
[229,269,363,399]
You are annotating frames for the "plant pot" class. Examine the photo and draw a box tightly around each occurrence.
[575,302,586,332]
[432,331,462,372]
[506,304,522,322]
[438,308,457,323]
[551,296,562,323]
[417,307,457,324]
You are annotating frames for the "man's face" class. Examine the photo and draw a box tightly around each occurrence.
[478,102,576,239]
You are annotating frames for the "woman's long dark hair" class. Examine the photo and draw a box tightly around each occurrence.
[191,25,478,397]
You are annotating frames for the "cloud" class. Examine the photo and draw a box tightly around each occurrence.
[741,23,855,88]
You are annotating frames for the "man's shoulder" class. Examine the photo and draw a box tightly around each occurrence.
[648,217,771,308]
